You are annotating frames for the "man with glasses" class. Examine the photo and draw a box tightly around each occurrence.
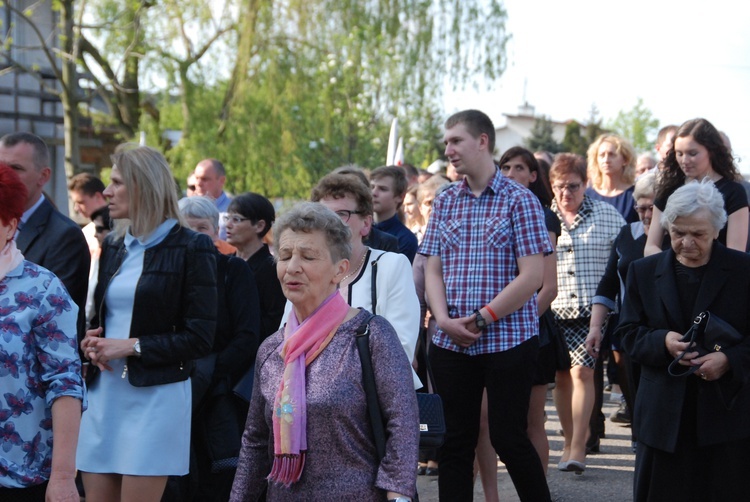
[420,110,552,501]
[278,172,422,388]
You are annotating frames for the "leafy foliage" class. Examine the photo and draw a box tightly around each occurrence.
[607,97,659,151]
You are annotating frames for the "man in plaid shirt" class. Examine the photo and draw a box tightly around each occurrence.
[420,110,552,501]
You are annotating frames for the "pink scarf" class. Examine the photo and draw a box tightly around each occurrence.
[0,240,23,282]
[268,291,350,486]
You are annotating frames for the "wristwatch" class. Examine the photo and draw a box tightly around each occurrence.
[387,498,411,502]
[474,309,488,330]
[133,339,142,357]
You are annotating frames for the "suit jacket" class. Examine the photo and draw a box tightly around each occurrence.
[616,243,750,452]
[16,198,90,338]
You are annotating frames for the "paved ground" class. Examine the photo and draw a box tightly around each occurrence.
[417,389,636,501]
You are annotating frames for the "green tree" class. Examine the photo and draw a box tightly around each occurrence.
[607,97,659,151]
[561,120,587,156]
[526,116,562,154]
[141,0,510,198]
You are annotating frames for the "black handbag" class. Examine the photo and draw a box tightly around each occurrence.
[668,311,744,377]
[368,254,446,449]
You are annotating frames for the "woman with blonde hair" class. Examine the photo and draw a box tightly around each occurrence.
[77,144,217,502]
[586,134,639,223]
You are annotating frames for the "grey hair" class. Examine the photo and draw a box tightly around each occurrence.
[273,202,352,263]
[178,196,220,231]
[661,178,727,232]
[633,172,656,201]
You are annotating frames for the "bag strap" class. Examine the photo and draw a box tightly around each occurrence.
[421,334,439,394]
[370,252,385,313]
[667,312,706,377]
[354,313,386,461]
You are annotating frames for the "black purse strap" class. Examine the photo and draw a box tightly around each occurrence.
[370,252,385,313]
[354,313,386,461]
[668,312,706,377]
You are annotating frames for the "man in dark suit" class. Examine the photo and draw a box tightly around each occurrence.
[0,132,90,338]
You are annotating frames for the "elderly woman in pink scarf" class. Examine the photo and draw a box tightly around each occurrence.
[230,202,419,502]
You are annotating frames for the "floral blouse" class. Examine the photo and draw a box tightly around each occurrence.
[0,260,85,488]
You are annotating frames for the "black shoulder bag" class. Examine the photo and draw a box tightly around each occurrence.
[363,253,446,449]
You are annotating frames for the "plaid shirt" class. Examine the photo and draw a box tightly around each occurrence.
[419,171,553,355]
[551,195,626,320]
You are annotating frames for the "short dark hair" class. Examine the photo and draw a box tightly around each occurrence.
[0,132,50,170]
[311,173,374,216]
[445,109,496,152]
[90,205,112,231]
[400,163,419,180]
[370,165,408,198]
[228,192,275,238]
[68,172,105,196]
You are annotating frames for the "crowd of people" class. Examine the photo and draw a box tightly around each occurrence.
[1,109,750,502]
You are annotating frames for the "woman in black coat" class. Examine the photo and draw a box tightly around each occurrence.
[616,180,750,501]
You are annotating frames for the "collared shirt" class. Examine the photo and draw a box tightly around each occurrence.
[551,195,626,320]
[214,192,232,240]
[373,214,418,263]
[419,171,552,355]
[214,191,231,212]
[0,261,86,488]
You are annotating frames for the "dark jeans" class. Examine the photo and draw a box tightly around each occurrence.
[430,338,550,502]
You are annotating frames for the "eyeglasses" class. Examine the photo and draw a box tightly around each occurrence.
[223,214,251,224]
[335,210,365,223]
[552,183,582,193]
[634,204,654,214]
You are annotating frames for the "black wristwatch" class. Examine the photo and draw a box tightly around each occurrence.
[474,309,488,330]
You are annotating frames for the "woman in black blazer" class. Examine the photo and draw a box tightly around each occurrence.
[616,179,750,501]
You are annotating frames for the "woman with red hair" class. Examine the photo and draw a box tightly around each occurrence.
[0,164,85,501]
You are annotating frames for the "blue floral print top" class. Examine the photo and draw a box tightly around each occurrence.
[0,260,85,488]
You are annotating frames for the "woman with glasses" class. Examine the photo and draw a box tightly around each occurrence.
[225,193,285,341]
[585,173,656,447]
[280,173,422,389]
[585,134,639,223]
[549,153,626,474]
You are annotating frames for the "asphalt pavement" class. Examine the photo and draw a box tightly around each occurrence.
[416,388,636,501]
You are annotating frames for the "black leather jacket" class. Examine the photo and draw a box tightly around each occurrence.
[91,225,217,387]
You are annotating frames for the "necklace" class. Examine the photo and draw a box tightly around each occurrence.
[342,248,368,283]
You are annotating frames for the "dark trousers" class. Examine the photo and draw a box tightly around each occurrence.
[430,338,550,502]
[0,481,48,502]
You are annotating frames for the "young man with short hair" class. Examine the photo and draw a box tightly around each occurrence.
[68,173,108,325]
[371,165,418,262]
[420,110,552,501]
